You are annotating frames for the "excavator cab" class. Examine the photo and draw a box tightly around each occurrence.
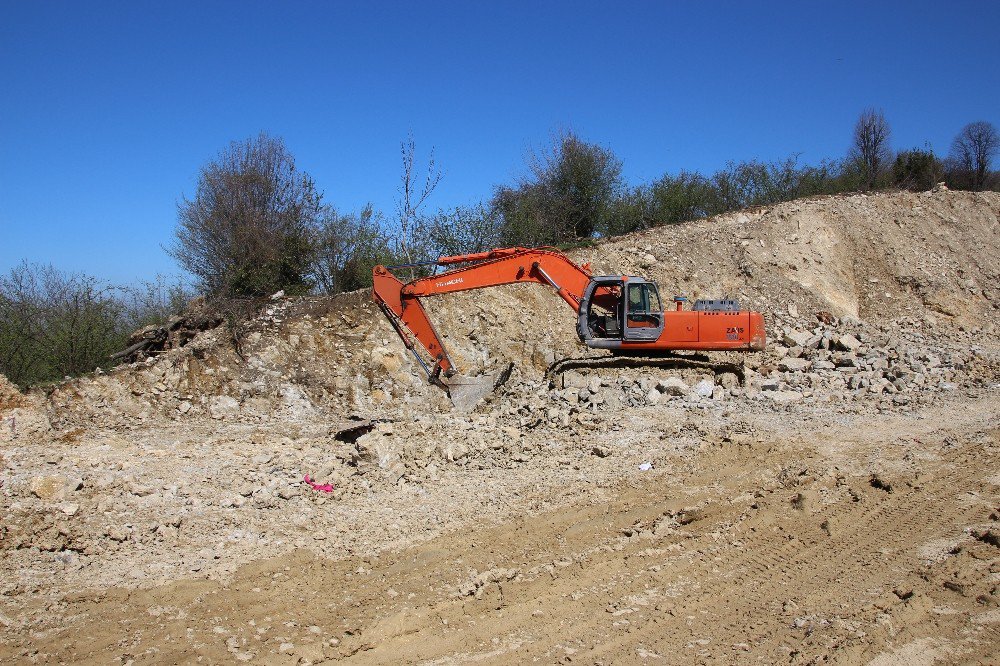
[624,280,664,341]
[578,277,665,346]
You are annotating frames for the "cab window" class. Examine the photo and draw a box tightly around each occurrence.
[627,283,661,313]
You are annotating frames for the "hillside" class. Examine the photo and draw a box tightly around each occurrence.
[1,188,999,664]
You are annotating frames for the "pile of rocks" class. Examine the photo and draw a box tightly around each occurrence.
[499,312,994,418]
[750,314,987,408]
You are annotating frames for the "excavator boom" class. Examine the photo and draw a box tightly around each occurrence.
[372,247,590,380]
[372,246,765,386]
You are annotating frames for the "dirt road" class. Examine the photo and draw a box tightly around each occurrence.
[7,393,998,665]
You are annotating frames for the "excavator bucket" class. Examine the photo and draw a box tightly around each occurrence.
[443,363,514,412]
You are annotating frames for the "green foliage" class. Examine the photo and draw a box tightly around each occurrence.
[491,132,624,245]
[892,148,943,191]
[313,206,397,295]
[0,264,190,387]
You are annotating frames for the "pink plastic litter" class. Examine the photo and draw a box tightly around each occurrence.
[303,474,334,493]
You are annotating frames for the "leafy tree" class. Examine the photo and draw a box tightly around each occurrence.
[949,121,999,191]
[892,148,942,191]
[492,132,623,245]
[850,108,893,190]
[645,171,721,225]
[169,132,326,299]
[0,264,193,387]
[0,263,126,386]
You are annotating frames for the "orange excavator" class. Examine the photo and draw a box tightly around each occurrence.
[372,247,765,398]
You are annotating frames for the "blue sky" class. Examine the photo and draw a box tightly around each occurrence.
[2,1,998,284]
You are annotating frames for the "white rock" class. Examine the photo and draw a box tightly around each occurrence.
[693,379,714,397]
[778,358,812,372]
[783,330,812,348]
[208,395,240,419]
[656,377,689,396]
[837,333,862,352]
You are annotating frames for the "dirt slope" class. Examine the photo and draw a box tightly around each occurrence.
[2,189,999,665]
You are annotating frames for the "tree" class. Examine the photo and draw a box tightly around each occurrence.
[394,134,441,275]
[949,121,999,191]
[0,263,128,386]
[850,108,893,190]
[313,205,395,295]
[426,204,503,257]
[169,133,326,299]
[491,131,623,245]
[892,147,942,191]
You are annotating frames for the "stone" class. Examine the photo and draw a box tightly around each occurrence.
[763,390,804,404]
[277,486,301,500]
[783,330,811,348]
[837,333,862,352]
[758,377,780,391]
[107,526,131,542]
[561,371,589,390]
[656,377,689,396]
[30,475,67,501]
[208,395,240,420]
[778,358,812,372]
[716,372,739,389]
[646,388,661,405]
[693,379,714,397]
[591,445,613,458]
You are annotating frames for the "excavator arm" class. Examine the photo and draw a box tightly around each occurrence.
[372,247,592,381]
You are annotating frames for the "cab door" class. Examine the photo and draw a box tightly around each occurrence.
[623,281,664,342]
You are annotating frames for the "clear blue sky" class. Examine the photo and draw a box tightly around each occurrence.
[2,1,998,284]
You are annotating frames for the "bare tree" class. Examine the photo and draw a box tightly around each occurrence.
[950,121,999,191]
[850,108,893,190]
[169,132,326,298]
[394,134,442,276]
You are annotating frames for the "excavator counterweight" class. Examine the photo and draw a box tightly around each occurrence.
[372,247,765,400]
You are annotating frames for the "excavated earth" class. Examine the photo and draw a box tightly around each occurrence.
[2,188,1000,664]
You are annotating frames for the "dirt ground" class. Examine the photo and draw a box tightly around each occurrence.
[3,391,998,664]
[2,189,999,664]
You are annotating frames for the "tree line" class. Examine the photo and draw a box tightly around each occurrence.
[170,113,1000,302]
[2,111,997,386]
